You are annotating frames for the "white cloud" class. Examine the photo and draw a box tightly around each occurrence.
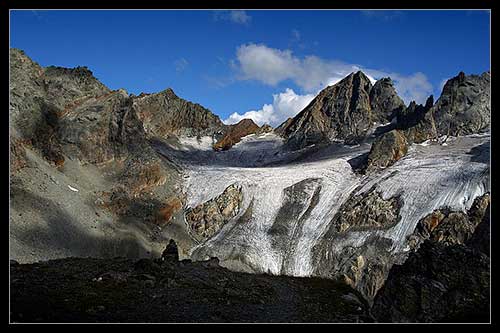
[234,43,433,104]
[226,43,434,128]
[213,10,252,25]
[389,72,434,105]
[236,43,360,91]
[174,58,189,72]
[224,88,315,127]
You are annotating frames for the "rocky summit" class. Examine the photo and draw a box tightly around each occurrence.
[9,48,490,323]
[278,71,374,149]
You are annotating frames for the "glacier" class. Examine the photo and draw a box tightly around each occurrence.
[154,130,490,286]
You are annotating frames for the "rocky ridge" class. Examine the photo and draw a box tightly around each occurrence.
[213,118,261,151]
[9,48,226,263]
[279,71,375,149]
[132,88,226,139]
[10,48,491,322]
[277,69,490,174]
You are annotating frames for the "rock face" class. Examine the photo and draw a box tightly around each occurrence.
[397,71,490,143]
[255,124,273,135]
[280,71,374,149]
[372,238,490,322]
[372,194,490,322]
[185,184,243,242]
[9,48,185,263]
[364,130,408,173]
[213,118,260,151]
[274,117,293,136]
[43,65,111,110]
[9,49,66,167]
[433,71,490,137]
[369,77,405,123]
[366,71,490,171]
[56,90,144,165]
[407,193,490,250]
[396,96,436,143]
[329,188,402,233]
[312,188,403,301]
[132,88,225,138]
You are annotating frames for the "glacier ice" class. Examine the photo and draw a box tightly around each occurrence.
[156,132,490,279]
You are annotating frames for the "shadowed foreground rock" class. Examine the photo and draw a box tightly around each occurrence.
[372,206,490,323]
[10,256,371,323]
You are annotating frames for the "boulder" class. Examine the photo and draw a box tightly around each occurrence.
[364,130,408,173]
[162,239,180,262]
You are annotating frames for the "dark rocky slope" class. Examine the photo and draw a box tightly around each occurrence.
[132,88,225,138]
[372,203,490,323]
[9,48,226,263]
[10,246,371,323]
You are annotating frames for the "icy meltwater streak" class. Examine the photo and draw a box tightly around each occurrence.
[364,136,490,253]
[176,132,489,277]
[184,153,361,274]
[179,133,367,275]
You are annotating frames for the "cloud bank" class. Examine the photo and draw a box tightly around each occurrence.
[225,43,434,127]
[224,88,315,126]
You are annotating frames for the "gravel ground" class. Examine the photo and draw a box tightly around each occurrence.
[10,256,372,323]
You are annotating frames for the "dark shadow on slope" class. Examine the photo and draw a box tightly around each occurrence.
[347,152,369,173]
[10,186,153,260]
[467,141,490,164]
[152,138,374,170]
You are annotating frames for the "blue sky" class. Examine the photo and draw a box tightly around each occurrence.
[10,10,490,126]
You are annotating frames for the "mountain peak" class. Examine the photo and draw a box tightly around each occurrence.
[279,70,374,149]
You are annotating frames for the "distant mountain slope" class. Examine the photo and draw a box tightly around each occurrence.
[9,48,216,263]
[277,69,490,151]
[213,118,261,151]
[132,88,225,138]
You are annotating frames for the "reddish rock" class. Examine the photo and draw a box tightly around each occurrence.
[156,197,183,226]
[10,139,27,174]
[213,118,260,151]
